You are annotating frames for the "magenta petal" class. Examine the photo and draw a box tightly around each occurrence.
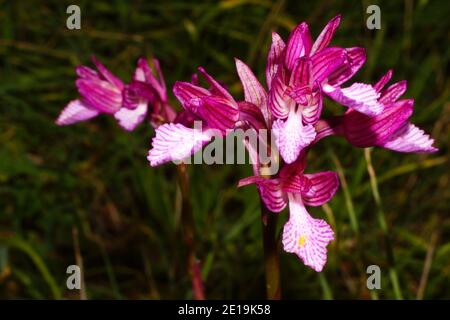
[91,56,124,90]
[380,123,438,153]
[137,58,167,102]
[281,174,312,194]
[323,83,383,116]
[379,80,407,105]
[173,81,210,112]
[258,180,288,213]
[76,79,123,114]
[282,193,334,272]
[56,99,99,125]
[238,101,267,131]
[266,32,286,89]
[235,58,269,123]
[343,99,414,147]
[196,96,239,133]
[272,109,316,164]
[237,176,268,188]
[197,67,235,102]
[114,102,148,131]
[327,47,366,87]
[311,47,346,84]
[286,85,311,105]
[374,69,393,93]
[123,81,155,110]
[301,171,339,206]
[147,123,213,166]
[268,69,294,119]
[284,22,312,71]
[289,57,312,86]
[238,176,287,212]
[310,15,341,55]
[302,87,323,125]
[152,58,167,95]
[76,66,99,80]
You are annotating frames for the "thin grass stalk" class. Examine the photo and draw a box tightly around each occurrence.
[176,163,205,300]
[364,148,403,300]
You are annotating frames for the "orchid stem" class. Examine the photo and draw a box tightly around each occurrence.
[176,163,205,300]
[261,202,281,300]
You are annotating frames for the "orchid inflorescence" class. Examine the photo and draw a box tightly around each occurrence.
[57,15,437,273]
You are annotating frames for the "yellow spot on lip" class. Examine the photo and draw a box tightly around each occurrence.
[298,235,307,247]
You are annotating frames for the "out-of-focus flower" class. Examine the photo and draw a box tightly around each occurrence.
[56,56,176,131]
[56,56,124,126]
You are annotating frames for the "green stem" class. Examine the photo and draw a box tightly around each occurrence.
[261,202,281,300]
[176,163,205,300]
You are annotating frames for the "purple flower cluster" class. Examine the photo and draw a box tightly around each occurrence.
[57,15,437,272]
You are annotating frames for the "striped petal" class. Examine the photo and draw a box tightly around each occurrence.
[343,99,414,147]
[310,15,341,55]
[289,57,312,87]
[196,96,239,133]
[266,32,286,89]
[374,69,393,93]
[301,171,339,206]
[268,69,295,119]
[282,193,334,272]
[198,67,235,102]
[238,176,287,213]
[76,66,100,80]
[272,109,316,164]
[173,81,210,112]
[235,58,269,123]
[311,47,347,84]
[114,101,148,131]
[323,83,383,116]
[379,80,407,105]
[284,22,312,71]
[76,79,123,114]
[286,85,311,105]
[380,123,438,153]
[91,56,124,90]
[137,58,167,102]
[302,86,323,125]
[56,99,99,125]
[147,123,213,166]
[281,174,312,194]
[327,47,366,87]
[122,81,155,110]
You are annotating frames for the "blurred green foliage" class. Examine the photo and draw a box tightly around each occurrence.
[0,0,449,299]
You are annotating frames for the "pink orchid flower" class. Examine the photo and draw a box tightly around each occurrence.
[56,56,174,131]
[147,67,239,166]
[315,69,438,153]
[234,58,337,272]
[266,15,382,164]
[239,152,338,272]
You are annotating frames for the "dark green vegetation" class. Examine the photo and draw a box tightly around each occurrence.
[0,0,449,299]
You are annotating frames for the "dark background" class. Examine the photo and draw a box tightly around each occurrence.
[0,0,449,299]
